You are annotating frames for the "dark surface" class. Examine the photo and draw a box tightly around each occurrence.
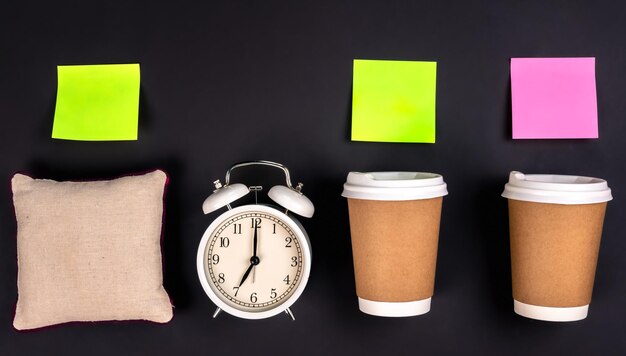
[1,1,625,354]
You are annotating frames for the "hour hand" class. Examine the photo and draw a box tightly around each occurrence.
[238,263,254,288]
[237,255,260,287]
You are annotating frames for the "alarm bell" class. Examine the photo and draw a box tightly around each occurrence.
[202,183,249,214]
[268,185,314,218]
[202,160,314,218]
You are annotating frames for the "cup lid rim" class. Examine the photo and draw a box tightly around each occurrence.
[501,171,612,204]
[342,171,448,201]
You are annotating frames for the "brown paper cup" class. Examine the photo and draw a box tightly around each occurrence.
[502,171,612,322]
[342,172,448,317]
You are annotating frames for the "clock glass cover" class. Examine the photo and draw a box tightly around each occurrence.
[202,210,304,312]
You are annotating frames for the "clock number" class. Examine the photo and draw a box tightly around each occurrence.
[233,224,242,234]
[218,273,225,284]
[250,292,258,303]
[270,288,277,299]
[290,256,298,267]
[250,217,261,228]
[220,237,230,248]
[285,237,292,248]
[272,223,276,234]
[283,275,290,285]
[233,286,240,297]
[211,254,220,265]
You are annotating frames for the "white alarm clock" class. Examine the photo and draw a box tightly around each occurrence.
[197,161,314,320]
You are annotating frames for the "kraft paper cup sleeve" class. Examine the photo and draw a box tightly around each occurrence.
[508,200,606,308]
[348,198,442,301]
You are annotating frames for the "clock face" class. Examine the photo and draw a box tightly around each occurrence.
[201,208,307,314]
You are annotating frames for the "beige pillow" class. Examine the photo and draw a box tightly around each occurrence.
[11,170,173,330]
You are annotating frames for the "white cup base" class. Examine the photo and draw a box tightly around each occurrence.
[513,300,589,322]
[358,297,431,317]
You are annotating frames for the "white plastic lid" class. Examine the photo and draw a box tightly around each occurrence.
[502,171,612,205]
[341,172,448,201]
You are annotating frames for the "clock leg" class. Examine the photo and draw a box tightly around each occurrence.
[213,307,222,319]
[284,308,295,321]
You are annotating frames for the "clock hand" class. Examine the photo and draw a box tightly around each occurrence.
[238,255,261,288]
[238,222,261,289]
[238,263,254,288]
[253,221,258,257]
[252,222,259,283]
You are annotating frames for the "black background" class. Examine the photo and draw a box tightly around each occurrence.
[1,1,625,355]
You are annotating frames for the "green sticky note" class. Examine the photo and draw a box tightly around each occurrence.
[351,59,437,143]
[52,63,140,141]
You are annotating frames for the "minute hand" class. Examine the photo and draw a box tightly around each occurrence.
[253,223,258,257]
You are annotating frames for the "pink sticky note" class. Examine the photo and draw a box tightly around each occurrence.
[511,57,598,139]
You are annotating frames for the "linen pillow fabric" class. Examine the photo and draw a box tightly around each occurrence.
[11,170,173,330]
